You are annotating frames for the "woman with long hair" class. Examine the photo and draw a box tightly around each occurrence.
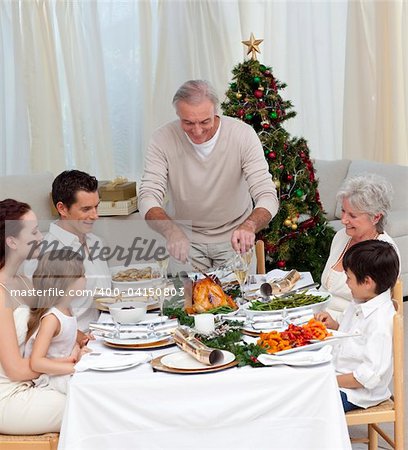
[0,199,66,434]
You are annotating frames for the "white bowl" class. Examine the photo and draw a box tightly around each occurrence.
[108,301,147,324]
[110,263,161,291]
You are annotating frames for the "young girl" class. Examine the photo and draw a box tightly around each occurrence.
[24,249,89,394]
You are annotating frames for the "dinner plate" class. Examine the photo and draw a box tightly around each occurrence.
[103,336,175,350]
[161,350,235,370]
[110,263,162,290]
[151,353,238,375]
[262,354,333,367]
[242,291,331,318]
[89,361,143,372]
[273,330,345,355]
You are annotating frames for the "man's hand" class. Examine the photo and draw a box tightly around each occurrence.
[166,225,190,263]
[231,222,256,254]
[232,208,272,253]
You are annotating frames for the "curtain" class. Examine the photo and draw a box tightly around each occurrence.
[2,1,405,181]
[343,0,408,164]
[1,0,114,178]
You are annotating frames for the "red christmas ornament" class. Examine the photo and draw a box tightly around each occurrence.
[237,109,245,117]
[277,260,286,268]
[309,172,315,182]
[257,101,266,109]
[264,70,271,76]
[278,164,284,171]
[262,122,271,130]
[268,151,276,159]
[300,151,306,159]
[254,89,264,99]
[286,174,293,181]
[284,143,288,150]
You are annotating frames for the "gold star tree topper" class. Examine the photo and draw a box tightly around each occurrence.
[242,33,263,60]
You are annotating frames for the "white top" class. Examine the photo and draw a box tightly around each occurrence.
[24,222,111,331]
[333,290,394,408]
[185,120,221,159]
[321,228,400,317]
[24,307,77,359]
[0,282,32,402]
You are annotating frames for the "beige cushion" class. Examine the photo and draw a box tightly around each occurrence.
[313,159,351,220]
[0,173,54,222]
[335,160,408,219]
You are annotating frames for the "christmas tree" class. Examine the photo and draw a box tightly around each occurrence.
[221,34,335,281]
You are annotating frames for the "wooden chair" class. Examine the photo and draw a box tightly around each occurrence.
[255,240,266,274]
[0,433,59,450]
[345,279,404,450]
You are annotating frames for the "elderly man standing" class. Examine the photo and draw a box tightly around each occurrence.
[139,80,278,270]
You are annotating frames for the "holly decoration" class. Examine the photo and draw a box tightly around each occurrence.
[221,36,335,281]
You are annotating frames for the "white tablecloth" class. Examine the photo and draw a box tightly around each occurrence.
[58,339,351,450]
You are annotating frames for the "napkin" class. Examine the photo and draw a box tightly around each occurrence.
[75,352,150,372]
[89,318,178,339]
[258,345,332,366]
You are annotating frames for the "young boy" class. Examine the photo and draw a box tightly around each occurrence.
[315,240,400,412]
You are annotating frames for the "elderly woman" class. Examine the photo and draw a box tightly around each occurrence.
[321,174,400,319]
[0,199,66,434]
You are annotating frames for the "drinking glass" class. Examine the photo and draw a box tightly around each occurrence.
[156,252,170,280]
[233,253,249,303]
[157,281,167,324]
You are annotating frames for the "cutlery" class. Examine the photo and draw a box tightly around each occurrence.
[259,282,320,299]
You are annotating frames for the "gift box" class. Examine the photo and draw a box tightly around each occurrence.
[98,178,137,202]
[97,196,138,216]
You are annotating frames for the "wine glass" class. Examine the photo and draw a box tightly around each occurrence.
[156,252,170,280]
[157,280,167,324]
[241,248,254,290]
[233,253,249,303]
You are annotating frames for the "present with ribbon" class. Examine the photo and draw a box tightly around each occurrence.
[98,177,137,201]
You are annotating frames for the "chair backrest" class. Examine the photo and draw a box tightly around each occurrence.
[255,240,266,274]
[391,279,404,443]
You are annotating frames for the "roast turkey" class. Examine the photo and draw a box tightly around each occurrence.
[187,277,237,314]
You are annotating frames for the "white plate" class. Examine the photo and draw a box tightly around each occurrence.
[110,263,162,290]
[261,354,333,367]
[274,330,346,355]
[89,361,142,372]
[161,350,235,370]
[242,290,331,318]
[104,336,168,346]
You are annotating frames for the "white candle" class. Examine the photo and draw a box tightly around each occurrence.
[194,313,215,334]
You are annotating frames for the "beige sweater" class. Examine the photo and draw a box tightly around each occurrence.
[139,116,278,243]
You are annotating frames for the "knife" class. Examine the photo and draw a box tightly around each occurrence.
[260,282,320,299]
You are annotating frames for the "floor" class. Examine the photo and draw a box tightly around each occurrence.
[350,302,407,449]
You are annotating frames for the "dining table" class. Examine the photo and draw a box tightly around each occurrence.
[58,334,352,449]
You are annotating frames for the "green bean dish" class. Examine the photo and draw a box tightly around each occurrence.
[249,292,330,311]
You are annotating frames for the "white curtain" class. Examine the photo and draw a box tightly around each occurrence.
[0,0,114,178]
[1,0,405,181]
[343,0,408,165]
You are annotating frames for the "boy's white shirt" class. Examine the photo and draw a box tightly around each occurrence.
[333,289,394,408]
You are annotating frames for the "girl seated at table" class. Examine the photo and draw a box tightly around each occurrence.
[24,249,90,394]
[315,240,399,412]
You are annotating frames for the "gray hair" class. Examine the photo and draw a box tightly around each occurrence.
[172,80,219,110]
[336,173,393,233]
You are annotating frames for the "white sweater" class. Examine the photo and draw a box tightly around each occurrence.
[139,116,278,243]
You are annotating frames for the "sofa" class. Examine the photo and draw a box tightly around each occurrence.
[313,159,408,295]
[1,160,407,294]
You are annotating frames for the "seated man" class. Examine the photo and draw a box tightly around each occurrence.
[139,79,278,270]
[25,170,111,331]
